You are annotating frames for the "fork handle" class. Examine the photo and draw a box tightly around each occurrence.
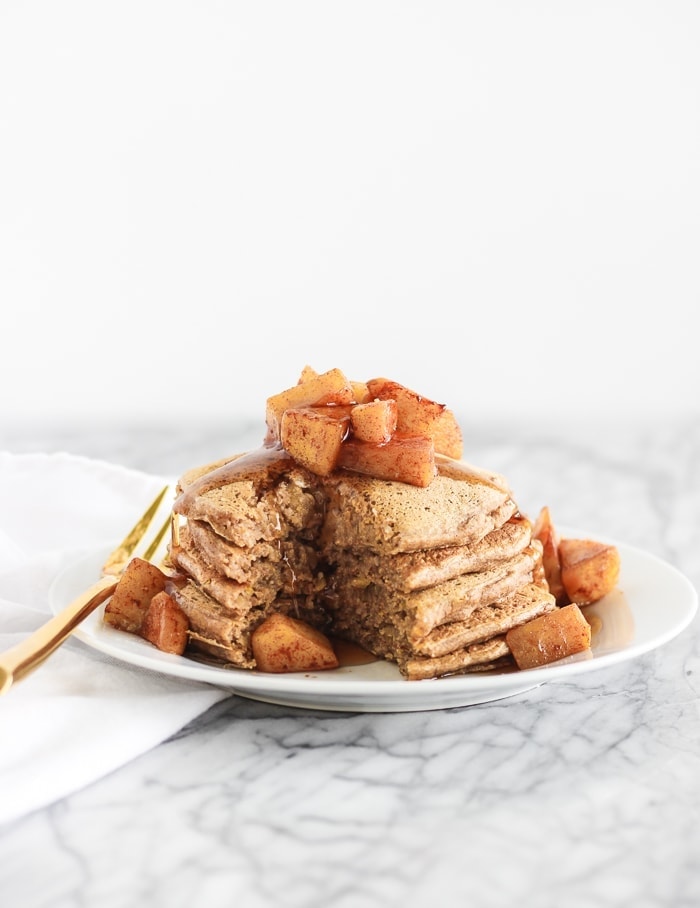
[0,576,118,691]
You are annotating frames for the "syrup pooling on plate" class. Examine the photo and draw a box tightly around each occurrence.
[583,589,635,655]
[330,638,378,667]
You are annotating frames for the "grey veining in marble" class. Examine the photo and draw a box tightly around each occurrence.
[1,417,699,908]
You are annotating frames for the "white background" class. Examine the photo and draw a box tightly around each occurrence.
[1,1,698,431]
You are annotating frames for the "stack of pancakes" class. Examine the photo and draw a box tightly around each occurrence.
[167,447,555,680]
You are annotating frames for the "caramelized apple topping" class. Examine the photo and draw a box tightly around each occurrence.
[266,366,463,487]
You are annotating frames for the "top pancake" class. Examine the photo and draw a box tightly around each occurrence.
[174,448,517,556]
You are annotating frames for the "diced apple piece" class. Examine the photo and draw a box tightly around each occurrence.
[280,407,350,476]
[297,364,318,383]
[506,603,592,669]
[315,404,355,419]
[251,612,340,672]
[532,506,567,605]
[351,381,371,404]
[350,399,398,444]
[559,538,621,605]
[337,434,437,487]
[266,368,355,443]
[103,557,169,633]
[298,368,370,405]
[366,378,447,439]
[431,408,463,459]
[531,543,549,591]
[140,591,190,655]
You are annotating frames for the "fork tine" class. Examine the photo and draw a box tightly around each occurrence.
[141,514,172,564]
[102,485,171,576]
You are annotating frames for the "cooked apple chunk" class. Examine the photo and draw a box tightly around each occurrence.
[350,399,398,444]
[506,603,592,669]
[297,364,319,384]
[337,434,437,487]
[251,613,340,672]
[266,367,355,443]
[266,369,468,485]
[140,591,189,655]
[532,506,567,605]
[280,406,350,476]
[559,538,621,605]
[366,378,447,439]
[431,408,463,459]
[351,381,371,404]
[103,557,169,633]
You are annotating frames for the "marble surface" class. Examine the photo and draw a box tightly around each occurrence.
[1,416,699,908]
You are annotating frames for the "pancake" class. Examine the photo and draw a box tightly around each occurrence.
[175,450,516,555]
[168,446,547,680]
[319,456,516,555]
[326,514,533,593]
[321,546,548,669]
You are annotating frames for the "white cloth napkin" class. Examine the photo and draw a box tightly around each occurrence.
[0,452,230,825]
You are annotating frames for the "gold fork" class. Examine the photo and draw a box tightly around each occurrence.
[0,485,173,695]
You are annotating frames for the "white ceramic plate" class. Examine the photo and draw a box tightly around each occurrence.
[48,534,697,712]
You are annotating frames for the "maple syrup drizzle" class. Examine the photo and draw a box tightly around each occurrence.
[175,445,508,519]
[434,454,510,492]
[174,445,293,516]
[331,638,378,666]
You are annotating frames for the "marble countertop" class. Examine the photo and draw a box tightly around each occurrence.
[1,417,699,908]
